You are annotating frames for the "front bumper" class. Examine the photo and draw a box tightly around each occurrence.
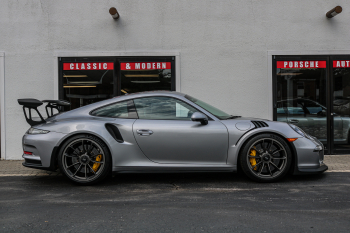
[296,163,328,174]
[292,136,328,175]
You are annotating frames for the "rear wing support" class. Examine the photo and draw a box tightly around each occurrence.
[18,99,46,126]
[42,100,70,118]
[18,99,71,126]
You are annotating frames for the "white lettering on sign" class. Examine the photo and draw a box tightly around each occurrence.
[122,62,171,70]
[277,61,326,68]
[63,62,114,70]
[334,60,350,68]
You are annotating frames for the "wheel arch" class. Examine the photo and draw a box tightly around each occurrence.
[236,131,297,174]
[50,131,113,171]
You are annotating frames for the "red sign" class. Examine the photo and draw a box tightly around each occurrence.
[63,62,114,70]
[120,62,171,70]
[333,60,350,68]
[277,61,326,69]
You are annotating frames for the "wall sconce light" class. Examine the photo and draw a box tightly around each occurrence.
[109,7,120,20]
[326,6,342,18]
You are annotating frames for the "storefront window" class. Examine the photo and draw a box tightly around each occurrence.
[275,60,328,147]
[332,60,350,151]
[274,56,350,154]
[59,57,175,110]
[61,59,115,110]
[120,62,172,95]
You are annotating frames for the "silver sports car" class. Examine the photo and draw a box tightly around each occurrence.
[18,91,327,184]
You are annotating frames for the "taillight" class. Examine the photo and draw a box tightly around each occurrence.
[23,151,33,155]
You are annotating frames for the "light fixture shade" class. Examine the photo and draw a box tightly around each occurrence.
[109,7,120,19]
[326,6,342,18]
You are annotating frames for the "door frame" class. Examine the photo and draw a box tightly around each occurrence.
[0,52,4,159]
[272,55,331,153]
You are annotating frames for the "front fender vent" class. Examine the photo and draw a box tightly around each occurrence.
[251,121,269,128]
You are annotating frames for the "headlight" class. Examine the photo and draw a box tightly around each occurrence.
[27,128,50,134]
[288,124,309,138]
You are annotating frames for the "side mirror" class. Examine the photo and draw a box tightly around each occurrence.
[191,112,208,125]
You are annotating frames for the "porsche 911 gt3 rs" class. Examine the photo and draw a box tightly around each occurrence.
[18,91,327,184]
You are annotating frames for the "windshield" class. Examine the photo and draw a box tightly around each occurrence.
[185,95,233,120]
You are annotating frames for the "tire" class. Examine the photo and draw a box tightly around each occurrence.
[58,134,112,185]
[239,134,292,182]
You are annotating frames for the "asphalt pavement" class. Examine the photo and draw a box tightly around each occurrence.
[0,167,350,232]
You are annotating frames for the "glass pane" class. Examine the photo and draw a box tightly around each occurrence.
[332,62,350,152]
[62,61,114,110]
[134,97,197,120]
[185,95,232,119]
[91,101,128,118]
[276,61,327,148]
[120,62,172,95]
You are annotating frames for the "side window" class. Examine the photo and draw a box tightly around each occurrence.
[91,101,129,118]
[133,96,198,120]
[276,101,286,114]
[284,100,305,115]
[304,100,324,114]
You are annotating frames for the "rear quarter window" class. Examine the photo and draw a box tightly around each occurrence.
[91,101,129,118]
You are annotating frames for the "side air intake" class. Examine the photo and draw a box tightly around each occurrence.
[251,121,269,128]
[105,124,124,143]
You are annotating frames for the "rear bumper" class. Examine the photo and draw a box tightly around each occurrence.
[22,161,55,171]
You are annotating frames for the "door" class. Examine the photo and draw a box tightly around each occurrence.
[331,56,350,153]
[132,96,228,164]
[274,57,329,151]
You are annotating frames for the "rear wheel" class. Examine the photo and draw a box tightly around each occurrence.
[58,134,111,185]
[240,134,292,182]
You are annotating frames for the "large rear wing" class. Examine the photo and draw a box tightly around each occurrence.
[18,99,70,126]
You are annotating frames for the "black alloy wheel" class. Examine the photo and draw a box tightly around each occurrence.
[58,134,111,185]
[240,134,292,182]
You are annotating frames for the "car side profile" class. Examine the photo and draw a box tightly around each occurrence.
[19,91,327,185]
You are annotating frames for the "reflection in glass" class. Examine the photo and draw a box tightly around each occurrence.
[276,67,328,148]
[333,68,350,151]
[121,68,171,94]
[134,97,197,120]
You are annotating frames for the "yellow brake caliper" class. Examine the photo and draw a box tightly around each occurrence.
[92,154,102,172]
[249,149,257,170]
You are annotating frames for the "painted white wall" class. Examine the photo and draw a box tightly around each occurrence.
[1,0,350,159]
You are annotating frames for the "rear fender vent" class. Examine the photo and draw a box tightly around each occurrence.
[251,121,269,128]
[105,124,124,143]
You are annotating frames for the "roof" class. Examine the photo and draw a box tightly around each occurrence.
[114,90,186,98]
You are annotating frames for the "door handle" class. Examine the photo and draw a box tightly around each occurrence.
[136,129,153,136]
[289,119,299,124]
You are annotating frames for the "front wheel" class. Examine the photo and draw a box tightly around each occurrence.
[240,134,292,182]
[58,134,111,185]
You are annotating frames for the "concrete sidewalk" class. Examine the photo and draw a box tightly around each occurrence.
[0,155,349,176]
